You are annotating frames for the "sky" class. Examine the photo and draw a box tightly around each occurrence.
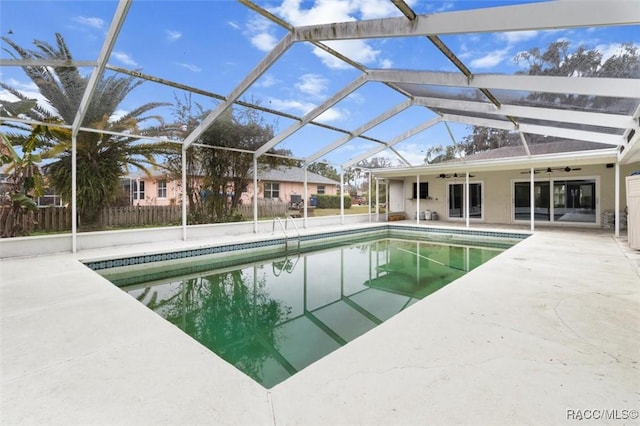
[1,0,638,168]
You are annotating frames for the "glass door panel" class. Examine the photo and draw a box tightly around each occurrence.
[554,180,596,223]
[448,184,463,218]
[514,182,550,221]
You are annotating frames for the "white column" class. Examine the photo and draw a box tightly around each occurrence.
[71,134,77,252]
[368,171,372,222]
[253,157,258,233]
[615,162,620,237]
[181,146,188,240]
[465,172,470,228]
[340,167,345,225]
[416,174,420,224]
[530,167,535,232]
[375,177,379,222]
[303,165,308,228]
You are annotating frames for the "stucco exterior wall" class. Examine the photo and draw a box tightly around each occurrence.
[400,161,640,226]
[129,177,338,206]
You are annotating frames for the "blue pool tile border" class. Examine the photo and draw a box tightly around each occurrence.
[84,225,529,271]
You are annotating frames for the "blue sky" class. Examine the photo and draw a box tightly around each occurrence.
[1,0,638,167]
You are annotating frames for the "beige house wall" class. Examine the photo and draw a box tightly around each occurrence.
[239,181,338,204]
[129,176,338,206]
[402,161,640,225]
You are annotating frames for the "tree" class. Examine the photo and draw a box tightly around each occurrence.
[307,161,339,181]
[0,133,44,237]
[196,107,290,222]
[461,41,640,154]
[1,33,172,227]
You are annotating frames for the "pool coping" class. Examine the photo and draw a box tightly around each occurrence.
[2,224,638,425]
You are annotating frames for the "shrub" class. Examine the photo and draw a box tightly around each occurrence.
[316,194,351,209]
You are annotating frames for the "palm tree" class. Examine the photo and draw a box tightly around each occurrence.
[1,33,171,226]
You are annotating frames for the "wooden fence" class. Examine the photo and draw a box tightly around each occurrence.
[3,201,291,234]
[100,206,182,228]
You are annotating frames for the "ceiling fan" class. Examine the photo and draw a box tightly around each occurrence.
[519,166,582,174]
[436,173,475,179]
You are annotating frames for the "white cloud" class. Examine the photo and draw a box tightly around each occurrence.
[177,63,202,72]
[251,32,278,52]
[268,98,315,115]
[110,109,128,122]
[72,16,105,29]
[255,74,279,88]
[312,40,380,69]
[379,58,393,69]
[316,107,347,123]
[499,31,539,45]
[470,48,510,69]
[0,78,57,116]
[165,30,182,42]
[595,42,639,62]
[263,0,414,69]
[245,16,278,52]
[267,97,346,123]
[228,21,241,30]
[295,74,328,97]
[112,51,137,67]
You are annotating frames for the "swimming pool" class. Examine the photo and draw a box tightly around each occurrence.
[94,226,524,388]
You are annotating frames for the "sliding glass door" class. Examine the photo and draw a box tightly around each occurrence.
[513,178,597,224]
[448,183,483,220]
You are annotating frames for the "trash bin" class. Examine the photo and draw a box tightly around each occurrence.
[309,195,318,207]
[431,212,439,221]
[424,210,431,220]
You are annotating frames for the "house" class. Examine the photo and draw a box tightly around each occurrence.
[370,139,639,228]
[121,166,340,207]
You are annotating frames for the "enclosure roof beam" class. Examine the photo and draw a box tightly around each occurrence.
[182,32,294,149]
[342,116,441,168]
[71,0,130,138]
[441,113,623,146]
[293,1,639,41]
[368,70,640,99]
[305,99,413,164]
[413,96,637,129]
[254,74,369,158]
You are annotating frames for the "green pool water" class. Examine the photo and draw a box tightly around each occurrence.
[117,237,507,388]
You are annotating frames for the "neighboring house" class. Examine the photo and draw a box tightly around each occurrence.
[121,166,340,207]
[240,166,340,205]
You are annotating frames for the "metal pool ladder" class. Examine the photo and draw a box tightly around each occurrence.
[272,216,301,251]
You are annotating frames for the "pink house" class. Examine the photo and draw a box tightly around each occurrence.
[122,166,340,206]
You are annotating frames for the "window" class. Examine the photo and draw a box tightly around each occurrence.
[264,182,280,199]
[133,180,145,200]
[317,185,325,194]
[158,180,167,198]
[514,179,596,223]
[448,182,483,219]
[412,182,429,199]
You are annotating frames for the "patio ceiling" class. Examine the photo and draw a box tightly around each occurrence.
[1,0,639,172]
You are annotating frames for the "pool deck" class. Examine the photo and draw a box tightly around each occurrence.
[1,223,639,425]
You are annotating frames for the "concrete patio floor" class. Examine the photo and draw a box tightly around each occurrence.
[1,224,639,425]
